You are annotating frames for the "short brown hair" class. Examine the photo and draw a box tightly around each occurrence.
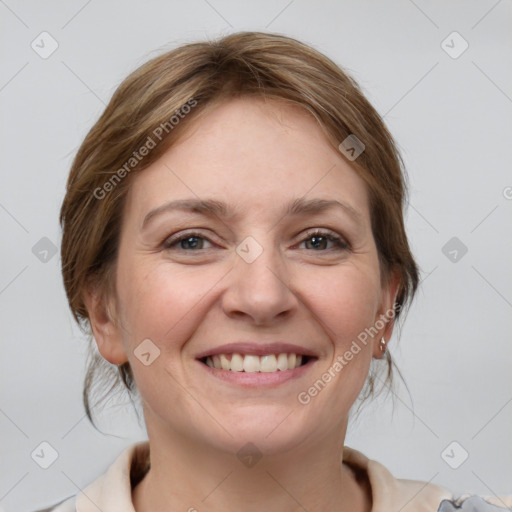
[60,31,419,421]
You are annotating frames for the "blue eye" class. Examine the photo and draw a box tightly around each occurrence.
[300,231,349,251]
[164,234,213,250]
[306,236,329,250]
[179,236,205,250]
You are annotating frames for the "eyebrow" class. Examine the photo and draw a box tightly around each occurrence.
[142,199,229,229]
[141,197,363,230]
[287,197,363,224]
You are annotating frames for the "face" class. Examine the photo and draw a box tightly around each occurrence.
[90,97,397,455]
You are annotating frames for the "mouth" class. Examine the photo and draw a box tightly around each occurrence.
[199,352,313,373]
[194,343,318,386]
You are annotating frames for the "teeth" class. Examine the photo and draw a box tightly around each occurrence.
[220,354,230,370]
[243,355,260,373]
[230,353,244,372]
[260,355,277,373]
[276,353,288,371]
[204,353,306,372]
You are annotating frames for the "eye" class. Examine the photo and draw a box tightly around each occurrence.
[298,230,349,251]
[164,233,213,251]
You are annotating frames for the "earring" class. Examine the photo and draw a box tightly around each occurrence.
[379,338,387,352]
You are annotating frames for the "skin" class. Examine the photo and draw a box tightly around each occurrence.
[85,97,399,512]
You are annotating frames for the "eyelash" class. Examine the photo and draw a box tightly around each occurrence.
[163,229,350,252]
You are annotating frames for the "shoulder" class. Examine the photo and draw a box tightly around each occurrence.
[343,446,512,512]
[343,446,451,511]
[343,446,511,512]
[35,442,149,512]
[34,496,75,512]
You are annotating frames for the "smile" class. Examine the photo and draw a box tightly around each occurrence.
[201,353,309,373]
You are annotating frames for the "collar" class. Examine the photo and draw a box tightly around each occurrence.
[74,442,451,511]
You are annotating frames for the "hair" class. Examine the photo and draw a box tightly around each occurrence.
[60,31,419,423]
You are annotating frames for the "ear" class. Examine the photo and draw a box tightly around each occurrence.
[83,283,128,365]
[372,270,401,359]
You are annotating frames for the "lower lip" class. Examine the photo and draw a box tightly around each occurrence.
[196,359,316,387]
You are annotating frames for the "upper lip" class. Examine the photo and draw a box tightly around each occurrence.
[195,342,318,359]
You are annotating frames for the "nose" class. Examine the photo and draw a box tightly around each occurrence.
[221,244,298,326]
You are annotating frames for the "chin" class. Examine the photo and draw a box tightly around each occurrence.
[201,406,320,458]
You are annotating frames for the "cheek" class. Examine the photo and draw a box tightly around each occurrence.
[292,266,380,416]
[113,260,208,401]
[115,258,222,351]
[295,264,381,346]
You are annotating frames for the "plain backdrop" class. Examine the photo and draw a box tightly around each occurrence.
[1,1,511,510]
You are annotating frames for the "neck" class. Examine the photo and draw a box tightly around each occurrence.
[132,420,371,512]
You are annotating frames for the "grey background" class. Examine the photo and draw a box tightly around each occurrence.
[1,1,511,510]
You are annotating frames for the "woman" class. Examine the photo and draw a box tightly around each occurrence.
[49,32,509,511]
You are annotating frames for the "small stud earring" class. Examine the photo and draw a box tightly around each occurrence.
[379,338,386,352]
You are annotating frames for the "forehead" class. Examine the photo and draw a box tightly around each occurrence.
[124,97,371,224]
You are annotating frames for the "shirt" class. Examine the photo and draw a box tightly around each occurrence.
[44,442,512,511]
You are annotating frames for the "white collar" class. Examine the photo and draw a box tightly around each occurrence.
[72,442,452,512]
